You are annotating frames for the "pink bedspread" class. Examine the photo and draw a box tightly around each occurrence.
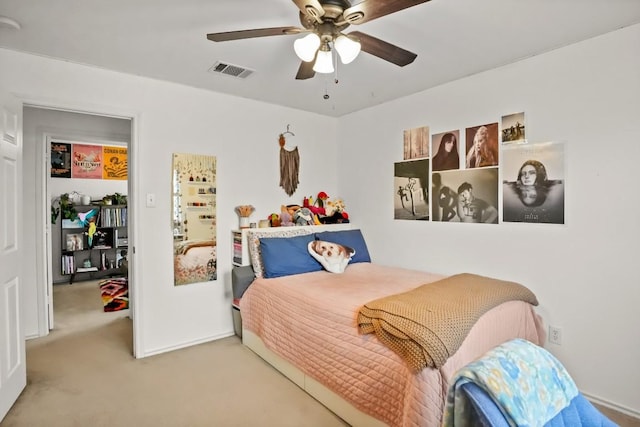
[240,263,544,427]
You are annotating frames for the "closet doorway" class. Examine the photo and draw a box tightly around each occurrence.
[25,105,135,354]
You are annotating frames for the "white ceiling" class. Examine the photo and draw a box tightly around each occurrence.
[1,0,639,117]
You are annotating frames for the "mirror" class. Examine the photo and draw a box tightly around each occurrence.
[171,153,217,285]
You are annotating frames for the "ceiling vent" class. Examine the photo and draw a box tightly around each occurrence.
[208,61,254,79]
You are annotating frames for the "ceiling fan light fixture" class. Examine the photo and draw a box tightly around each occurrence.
[334,35,361,64]
[313,49,334,74]
[294,33,321,62]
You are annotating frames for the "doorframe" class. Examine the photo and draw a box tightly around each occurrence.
[42,133,129,330]
[22,96,142,358]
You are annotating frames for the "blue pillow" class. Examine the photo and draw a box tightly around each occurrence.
[259,234,322,278]
[314,229,371,264]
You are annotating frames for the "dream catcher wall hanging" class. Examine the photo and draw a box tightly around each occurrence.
[278,125,300,196]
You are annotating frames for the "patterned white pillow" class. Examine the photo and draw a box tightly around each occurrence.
[247,228,314,278]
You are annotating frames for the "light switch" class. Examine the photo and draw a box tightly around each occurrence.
[146,193,156,208]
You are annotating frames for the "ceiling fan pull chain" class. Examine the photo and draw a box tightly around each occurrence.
[334,49,339,84]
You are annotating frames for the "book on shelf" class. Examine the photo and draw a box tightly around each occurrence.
[76,266,98,273]
[100,206,127,227]
[62,255,75,275]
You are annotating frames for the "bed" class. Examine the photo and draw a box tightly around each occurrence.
[173,239,217,285]
[238,228,544,426]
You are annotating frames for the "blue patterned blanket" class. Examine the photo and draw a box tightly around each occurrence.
[443,338,579,427]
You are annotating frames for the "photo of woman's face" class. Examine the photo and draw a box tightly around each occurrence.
[519,164,537,185]
[444,140,454,152]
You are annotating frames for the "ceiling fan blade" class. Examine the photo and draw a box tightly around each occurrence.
[207,27,304,42]
[343,0,430,25]
[349,31,417,67]
[295,60,316,80]
[291,0,325,20]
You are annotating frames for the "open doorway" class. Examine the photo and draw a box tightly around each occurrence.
[24,105,134,353]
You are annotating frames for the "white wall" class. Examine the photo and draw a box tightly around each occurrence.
[337,24,640,414]
[0,48,339,356]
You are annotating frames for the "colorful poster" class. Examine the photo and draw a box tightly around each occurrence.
[102,145,128,180]
[72,144,103,179]
[51,141,72,178]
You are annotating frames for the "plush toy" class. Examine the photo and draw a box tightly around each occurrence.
[332,198,346,213]
[319,198,349,224]
[316,191,329,207]
[324,200,338,217]
[286,204,301,217]
[323,198,347,218]
[280,205,294,226]
[87,217,97,247]
[308,205,326,216]
[293,207,314,226]
[268,213,281,227]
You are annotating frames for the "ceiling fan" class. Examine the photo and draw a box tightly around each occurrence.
[206,0,429,80]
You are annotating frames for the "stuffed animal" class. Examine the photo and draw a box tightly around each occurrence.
[324,200,338,217]
[332,198,346,213]
[308,205,326,216]
[280,205,294,226]
[286,204,301,217]
[268,213,281,227]
[293,207,314,226]
[323,198,347,219]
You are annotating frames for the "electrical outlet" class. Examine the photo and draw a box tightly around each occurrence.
[549,326,562,345]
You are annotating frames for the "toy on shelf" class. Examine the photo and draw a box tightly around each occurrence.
[280,205,294,226]
[259,192,350,228]
[293,207,314,226]
[268,213,281,227]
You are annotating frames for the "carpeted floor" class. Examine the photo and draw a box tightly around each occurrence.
[1,280,347,427]
[2,280,637,426]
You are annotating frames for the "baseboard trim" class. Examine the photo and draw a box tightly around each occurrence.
[582,392,640,419]
[139,330,235,358]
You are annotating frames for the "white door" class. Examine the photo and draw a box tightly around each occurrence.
[0,87,26,421]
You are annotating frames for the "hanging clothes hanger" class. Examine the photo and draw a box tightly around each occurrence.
[278,124,295,148]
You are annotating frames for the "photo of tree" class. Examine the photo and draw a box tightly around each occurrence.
[403,125,430,160]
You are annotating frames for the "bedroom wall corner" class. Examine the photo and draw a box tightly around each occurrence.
[335,24,640,416]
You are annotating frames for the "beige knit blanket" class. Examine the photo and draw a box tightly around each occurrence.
[357,273,539,372]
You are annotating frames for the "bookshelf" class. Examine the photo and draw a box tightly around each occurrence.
[59,204,128,284]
